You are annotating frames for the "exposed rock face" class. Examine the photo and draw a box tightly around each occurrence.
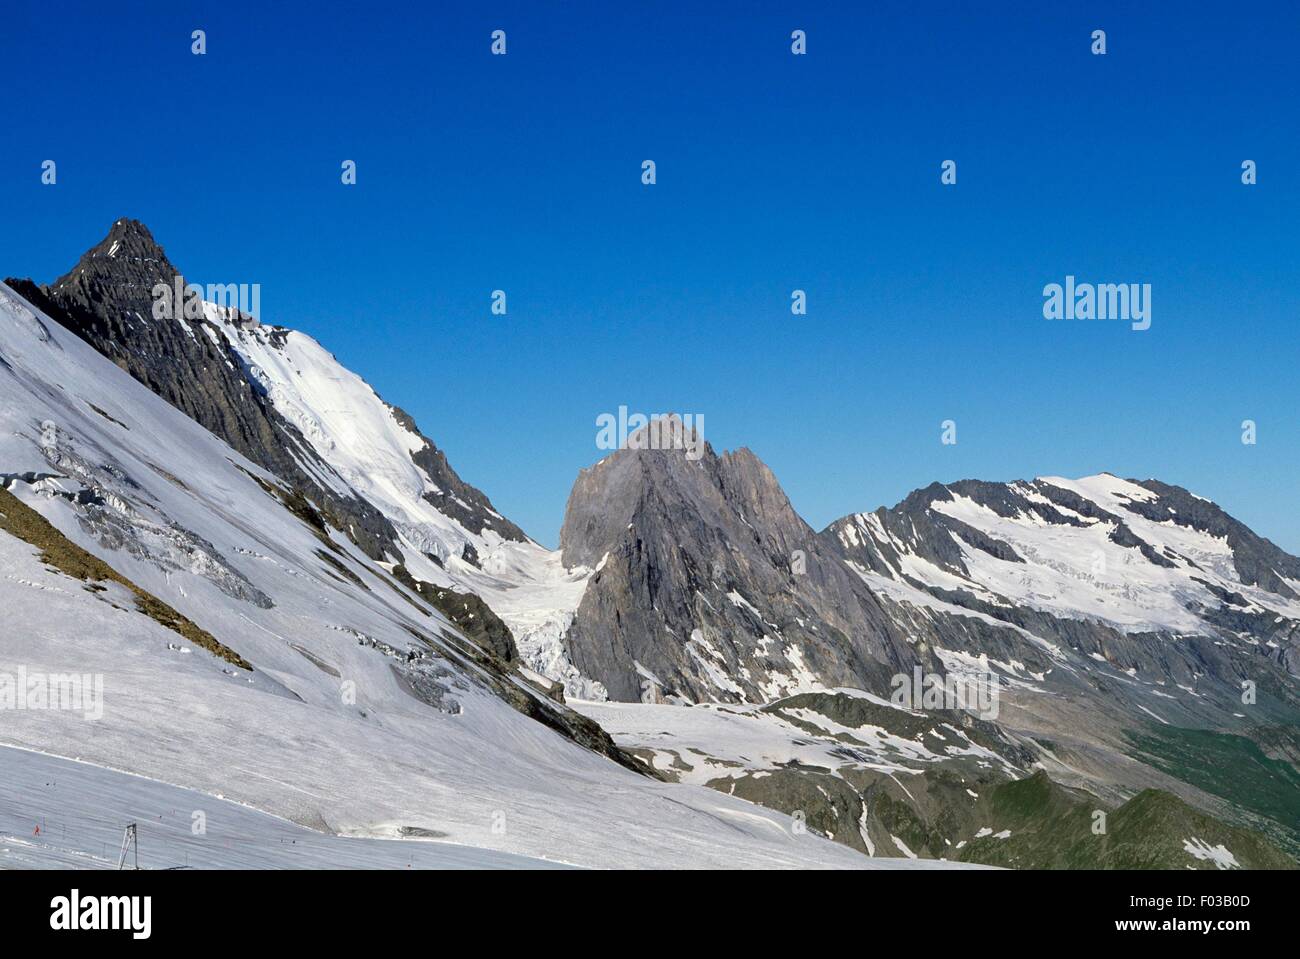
[7,222,1297,868]
[1126,479,1300,597]
[10,220,281,474]
[830,477,1300,597]
[0,270,651,785]
[560,417,911,703]
[391,563,519,663]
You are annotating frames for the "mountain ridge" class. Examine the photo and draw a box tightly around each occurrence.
[0,271,882,869]
[4,220,1297,869]
[6,219,527,562]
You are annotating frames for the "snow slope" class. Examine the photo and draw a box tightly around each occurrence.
[840,474,1300,636]
[1,746,562,870]
[207,308,602,697]
[0,282,932,869]
[575,692,1018,786]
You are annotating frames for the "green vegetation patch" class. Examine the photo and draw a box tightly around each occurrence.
[956,771,1295,870]
[1125,724,1300,856]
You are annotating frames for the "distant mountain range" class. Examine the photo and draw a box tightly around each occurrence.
[2,220,1296,869]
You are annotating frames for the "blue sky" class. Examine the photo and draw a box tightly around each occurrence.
[3,1,1298,549]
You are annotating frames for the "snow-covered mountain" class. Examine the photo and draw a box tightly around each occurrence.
[4,220,1297,869]
[9,218,601,698]
[832,474,1300,647]
[0,250,892,869]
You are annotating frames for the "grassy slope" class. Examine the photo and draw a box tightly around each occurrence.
[957,771,1295,869]
[1126,724,1300,858]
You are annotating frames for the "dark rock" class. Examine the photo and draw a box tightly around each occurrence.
[5,220,398,561]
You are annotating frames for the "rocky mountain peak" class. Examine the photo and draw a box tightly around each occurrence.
[49,218,179,300]
[5,221,400,561]
[558,432,907,702]
[560,415,717,568]
[560,430,808,572]
[100,216,165,254]
[6,219,534,570]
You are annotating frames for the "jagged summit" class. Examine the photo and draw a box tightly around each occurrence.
[49,217,178,296]
[560,425,907,702]
[87,216,164,257]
